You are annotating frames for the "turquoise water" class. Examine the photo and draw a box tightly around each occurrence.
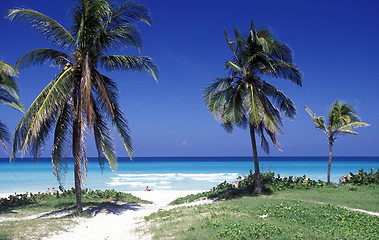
[0,157,378,194]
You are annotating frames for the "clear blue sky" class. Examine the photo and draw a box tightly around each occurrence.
[0,0,378,158]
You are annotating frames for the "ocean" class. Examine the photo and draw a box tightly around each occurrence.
[0,157,378,194]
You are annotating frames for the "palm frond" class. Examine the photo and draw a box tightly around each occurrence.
[256,122,282,154]
[73,0,111,47]
[265,126,282,151]
[268,41,294,63]
[0,61,24,112]
[258,94,283,134]
[0,120,10,145]
[257,124,269,154]
[222,82,246,127]
[328,101,362,129]
[0,89,24,112]
[233,27,248,54]
[29,112,57,161]
[269,61,302,86]
[52,103,71,184]
[11,69,73,160]
[6,8,75,49]
[16,48,71,69]
[0,75,19,100]
[28,69,74,140]
[111,103,133,158]
[94,74,133,158]
[203,77,236,122]
[337,121,370,132]
[224,29,238,61]
[225,61,242,72]
[92,98,117,170]
[261,81,296,119]
[101,25,142,52]
[245,83,261,126]
[0,61,18,76]
[247,52,275,73]
[304,106,327,133]
[101,55,158,81]
[111,1,152,26]
[334,129,359,135]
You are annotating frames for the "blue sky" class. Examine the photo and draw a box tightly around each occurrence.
[0,0,378,158]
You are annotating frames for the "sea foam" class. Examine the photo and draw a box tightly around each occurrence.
[106,172,239,190]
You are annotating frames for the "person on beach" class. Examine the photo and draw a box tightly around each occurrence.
[145,186,153,191]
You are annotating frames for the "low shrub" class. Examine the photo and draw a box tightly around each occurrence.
[343,168,379,185]
[0,188,150,208]
[170,171,327,204]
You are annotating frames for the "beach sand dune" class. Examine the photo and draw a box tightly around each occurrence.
[43,190,204,240]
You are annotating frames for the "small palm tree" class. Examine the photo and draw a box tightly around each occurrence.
[0,61,24,150]
[203,21,302,194]
[305,101,369,184]
[7,0,158,212]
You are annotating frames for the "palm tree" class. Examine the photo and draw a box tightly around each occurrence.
[203,21,302,194]
[7,0,158,212]
[0,61,24,150]
[305,101,369,184]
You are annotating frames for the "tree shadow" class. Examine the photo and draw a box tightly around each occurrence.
[83,202,143,217]
[0,207,18,214]
[37,202,144,219]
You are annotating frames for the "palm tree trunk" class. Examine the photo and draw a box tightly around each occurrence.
[249,123,262,194]
[72,90,83,212]
[327,141,333,184]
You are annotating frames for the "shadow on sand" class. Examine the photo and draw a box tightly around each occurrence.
[37,202,145,219]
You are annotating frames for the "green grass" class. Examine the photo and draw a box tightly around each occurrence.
[0,218,75,240]
[0,189,152,240]
[275,184,379,212]
[145,186,379,240]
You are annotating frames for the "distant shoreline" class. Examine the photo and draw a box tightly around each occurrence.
[1,156,377,194]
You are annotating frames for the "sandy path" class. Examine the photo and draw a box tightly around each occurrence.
[43,190,203,240]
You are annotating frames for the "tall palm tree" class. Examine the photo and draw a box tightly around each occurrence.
[203,21,302,194]
[305,101,369,184]
[0,61,24,150]
[7,0,158,212]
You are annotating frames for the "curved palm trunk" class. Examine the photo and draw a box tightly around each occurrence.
[327,141,333,184]
[249,123,262,194]
[73,89,83,212]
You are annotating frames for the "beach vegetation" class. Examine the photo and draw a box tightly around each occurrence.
[6,0,158,212]
[170,171,326,205]
[146,187,379,239]
[203,21,302,194]
[305,101,369,184]
[0,61,24,151]
[0,188,151,210]
[342,168,379,185]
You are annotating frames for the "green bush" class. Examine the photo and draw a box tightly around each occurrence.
[170,171,327,204]
[0,192,53,207]
[343,169,379,185]
[0,189,151,208]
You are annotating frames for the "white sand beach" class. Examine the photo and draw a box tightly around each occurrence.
[0,190,207,239]
[33,190,205,240]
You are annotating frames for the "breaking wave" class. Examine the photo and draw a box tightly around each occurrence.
[106,172,239,190]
